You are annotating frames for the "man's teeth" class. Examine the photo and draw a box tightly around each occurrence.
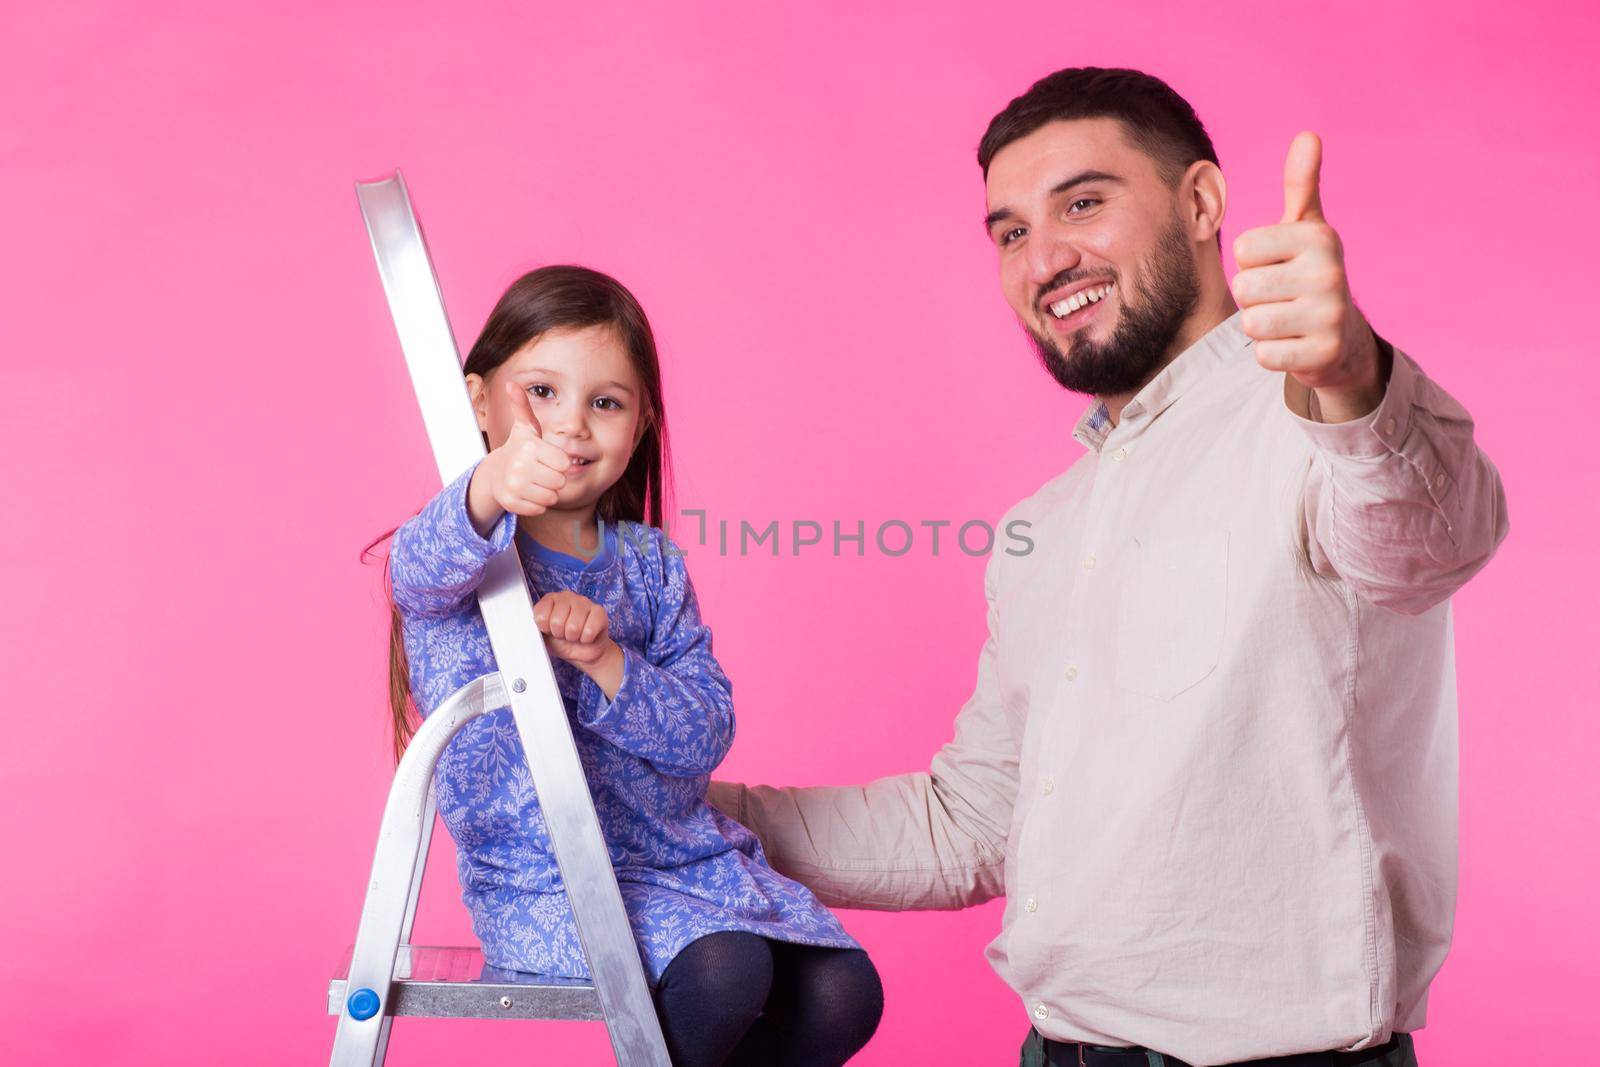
[1049,283,1114,318]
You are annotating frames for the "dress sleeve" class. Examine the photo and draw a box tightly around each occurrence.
[390,461,517,619]
[1292,337,1510,615]
[574,530,736,778]
[705,542,1017,911]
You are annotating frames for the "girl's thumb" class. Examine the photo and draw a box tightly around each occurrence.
[504,379,543,437]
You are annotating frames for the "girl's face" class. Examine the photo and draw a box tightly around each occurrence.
[467,324,646,516]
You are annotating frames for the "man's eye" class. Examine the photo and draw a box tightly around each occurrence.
[1067,198,1100,214]
[528,384,553,399]
[1000,227,1026,246]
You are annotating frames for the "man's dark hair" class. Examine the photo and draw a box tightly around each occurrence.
[978,67,1218,184]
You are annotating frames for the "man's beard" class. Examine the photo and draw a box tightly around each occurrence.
[1027,215,1200,397]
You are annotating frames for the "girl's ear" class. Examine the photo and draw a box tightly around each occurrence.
[465,373,491,432]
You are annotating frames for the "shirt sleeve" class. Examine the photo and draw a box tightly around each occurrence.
[1291,337,1510,615]
[389,461,516,619]
[706,546,1018,912]
[574,530,736,778]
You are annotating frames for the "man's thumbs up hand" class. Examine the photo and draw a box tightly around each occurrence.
[1232,132,1385,422]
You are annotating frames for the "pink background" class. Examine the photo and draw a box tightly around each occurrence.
[2,2,1595,1063]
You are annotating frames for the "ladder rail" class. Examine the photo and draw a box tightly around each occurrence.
[341,171,669,1066]
[372,787,436,1063]
[330,674,507,1067]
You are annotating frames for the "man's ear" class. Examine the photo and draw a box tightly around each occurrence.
[465,372,491,432]
[1184,160,1228,244]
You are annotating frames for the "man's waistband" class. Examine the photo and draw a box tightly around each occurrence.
[1039,1031,1406,1067]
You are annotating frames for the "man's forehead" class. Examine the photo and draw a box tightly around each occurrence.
[984,117,1143,202]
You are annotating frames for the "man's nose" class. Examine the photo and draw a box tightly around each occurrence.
[1026,226,1083,291]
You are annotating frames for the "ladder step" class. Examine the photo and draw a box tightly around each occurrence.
[328,945,604,1021]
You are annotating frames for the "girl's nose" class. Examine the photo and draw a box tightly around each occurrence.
[545,402,589,439]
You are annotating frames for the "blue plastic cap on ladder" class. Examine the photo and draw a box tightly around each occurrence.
[347,988,381,1021]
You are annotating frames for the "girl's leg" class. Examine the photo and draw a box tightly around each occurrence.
[724,941,884,1067]
[652,931,774,1067]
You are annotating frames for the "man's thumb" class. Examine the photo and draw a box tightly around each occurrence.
[504,378,543,437]
[1281,130,1325,224]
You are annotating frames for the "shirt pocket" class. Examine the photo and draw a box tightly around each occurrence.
[1113,530,1229,702]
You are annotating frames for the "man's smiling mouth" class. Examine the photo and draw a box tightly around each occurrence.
[1049,282,1115,319]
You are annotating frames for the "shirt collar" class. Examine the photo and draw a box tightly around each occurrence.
[1072,401,1114,452]
[1070,312,1252,453]
[518,519,618,574]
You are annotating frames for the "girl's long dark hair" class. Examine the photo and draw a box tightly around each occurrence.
[364,265,671,760]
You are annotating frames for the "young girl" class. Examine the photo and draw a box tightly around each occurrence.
[382,266,883,1066]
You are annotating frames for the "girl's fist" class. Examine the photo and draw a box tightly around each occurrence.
[533,590,618,667]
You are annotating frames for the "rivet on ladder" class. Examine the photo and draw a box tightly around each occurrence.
[511,678,526,693]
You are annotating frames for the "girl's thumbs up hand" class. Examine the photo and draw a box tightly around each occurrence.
[491,378,573,513]
[466,380,574,535]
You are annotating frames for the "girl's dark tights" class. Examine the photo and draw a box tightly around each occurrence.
[651,931,884,1067]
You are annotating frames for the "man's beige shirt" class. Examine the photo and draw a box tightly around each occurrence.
[710,313,1508,1066]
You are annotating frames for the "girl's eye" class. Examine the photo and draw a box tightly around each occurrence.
[1067,198,1101,214]
[593,397,623,411]
[1000,226,1026,247]
[528,384,553,399]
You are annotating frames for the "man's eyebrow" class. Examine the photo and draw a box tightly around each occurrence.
[983,170,1126,233]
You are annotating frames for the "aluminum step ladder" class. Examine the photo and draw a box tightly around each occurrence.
[327,171,672,1067]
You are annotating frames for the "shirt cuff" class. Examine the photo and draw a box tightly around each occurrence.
[442,459,517,557]
[1289,335,1419,459]
[576,643,641,729]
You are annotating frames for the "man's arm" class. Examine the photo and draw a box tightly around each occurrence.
[1228,133,1508,611]
[1289,338,1509,615]
[707,552,1020,911]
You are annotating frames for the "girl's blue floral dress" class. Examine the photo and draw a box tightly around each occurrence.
[390,462,859,984]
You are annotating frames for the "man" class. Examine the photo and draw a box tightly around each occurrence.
[708,67,1508,1067]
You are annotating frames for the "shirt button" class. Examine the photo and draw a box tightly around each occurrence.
[1034,1004,1049,1021]
[1041,777,1055,795]
[1064,666,1078,681]
[1024,896,1038,913]
[1082,555,1096,570]
[1383,416,1397,436]
[1112,447,1128,462]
